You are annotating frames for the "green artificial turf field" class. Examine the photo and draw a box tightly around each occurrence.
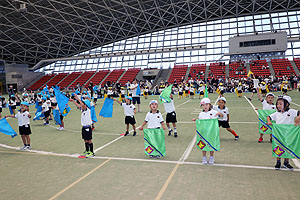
[0,90,300,200]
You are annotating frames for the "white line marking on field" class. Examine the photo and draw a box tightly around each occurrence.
[177,121,258,124]
[1,143,299,172]
[244,95,299,169]
[244,96,258,115]
[178,134,196,163]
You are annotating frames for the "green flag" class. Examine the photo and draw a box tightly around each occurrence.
[159,84,173,104]
[204,84,208,98]
[144,128,166,157]
[196,118,220,151]
[272,124,300,159]
[258,109,276,134]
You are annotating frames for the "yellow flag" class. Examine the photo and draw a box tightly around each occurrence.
[247,70,254,77]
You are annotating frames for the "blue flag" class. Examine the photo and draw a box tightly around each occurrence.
[61,105,71,117]
[41,85,49,95]
[35,100,39,109]
[90,106,98,123]
[8,106,13,114]
[0,118,17,138]
[34,105,44,120]
[136,84,141,96]
[33,111,43,121]
[99,98,114,118]
[93,86,98,91]
[52,109,62,125]
[53,86,70,115]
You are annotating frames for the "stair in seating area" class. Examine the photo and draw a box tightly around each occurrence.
[102,69,125,85]
[47,73,69,88]
[85,70,110,86]
[189,64,206,81]
[58,72,82,89]
[118,68,141,86]
[69,71,95,89]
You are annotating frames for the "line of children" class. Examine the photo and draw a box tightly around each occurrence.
[213,97,239,140]
[6,102,32,150]
[114,95,137,136]
[267,95,300,170]
[192,98,223,165]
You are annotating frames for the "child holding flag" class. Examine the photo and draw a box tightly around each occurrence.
[257,92,276,143]
[139,100,166,158]
[192,98,223,165]
[70,94,95,158]
[267,96,300,170]
[5,102,32,150]
[41,97,50,125]
[162,94,178,137]
[213,97,239,140]
[114,96,137,136]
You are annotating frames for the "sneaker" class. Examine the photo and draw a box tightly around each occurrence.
[202,157,208,164]
[283,162,294,170]
[168,129,173,136]
[85,151,95,158]
[59,127,64,131]
[26,145,32,150]
[174,132,178,138]
[43,123,48,126]
[80,151,89,157]
[124,131,129,136]
[154,155,161,159]
[258,137,263,143]
[133,132,136,136]
[208,157,214,165]
[248,97,252,101]
[149,155,154,158]
[19,145,27,151]
[275,162,281,170]
[235,136,239,141]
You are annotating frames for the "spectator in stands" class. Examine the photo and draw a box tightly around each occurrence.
[76,82,81,92]
[287,66,291,71]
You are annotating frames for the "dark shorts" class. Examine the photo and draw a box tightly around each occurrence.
[218,120,230,128]
[82,126,92,140]
[261,89,267,94]
[11,105,16,110]
[132,97,140,104]
[190,92,194,95]
[252,89,257,93]
[44,110,50,118]
[19,125,32,135]
[0,108,2,112]
[220,90,225,94]
[185,90,188,93]
[238,90,242,94]
[125,116,136,125]
[144,91,148,95]
[60,115,64,121]
[282,89,287,93]
[51,102,57,107]
[179,92,183,95]
[121,94,125,98]
[166,112,177,123]
[16,102,21,106]
[199,91,204,95]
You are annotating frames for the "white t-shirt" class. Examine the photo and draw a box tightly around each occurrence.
[9,100,16,106]
[50,97,57,104]
[213,105,229,121]
[81,108,92,126]
[145,111,164,128]
[269,109,299,124]
[42,102,49,112]
[121,103,136,116]
[253,79,259,88]
[163,100,175,113]
[260,84,266,90]
[15,111,30,126]
[189,87,195,93]
[198,110,219,119]
[130,83,138,97]
[262,100,276,110]
[198,86,205,92]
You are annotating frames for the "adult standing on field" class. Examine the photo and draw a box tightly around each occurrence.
[131,79,141,112]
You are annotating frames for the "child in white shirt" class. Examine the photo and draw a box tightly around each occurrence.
[267,96,300,170]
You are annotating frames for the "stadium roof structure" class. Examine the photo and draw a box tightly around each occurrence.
[1,0,300,68]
